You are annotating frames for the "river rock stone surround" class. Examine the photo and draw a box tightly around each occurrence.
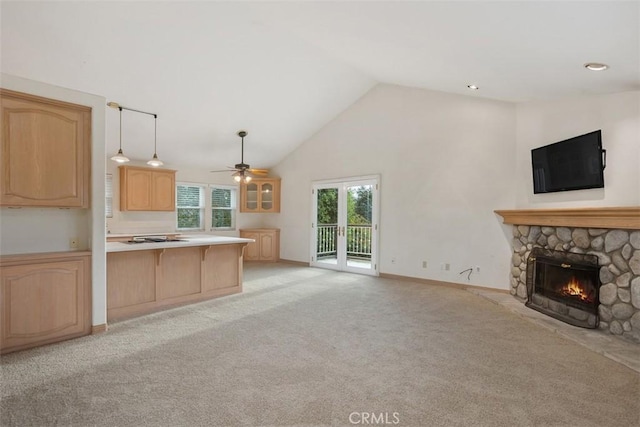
[510,226,640,341]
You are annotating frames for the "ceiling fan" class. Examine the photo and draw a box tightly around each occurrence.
[211,130,268,183]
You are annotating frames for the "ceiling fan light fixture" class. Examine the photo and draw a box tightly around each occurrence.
[212,130,262,183]
[232,170,252,183]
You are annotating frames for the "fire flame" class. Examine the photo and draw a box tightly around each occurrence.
[560,277,591,302]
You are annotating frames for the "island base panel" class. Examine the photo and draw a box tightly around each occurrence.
[107,243,246,322]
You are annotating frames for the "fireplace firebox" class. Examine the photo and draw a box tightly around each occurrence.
[525,248,600,328]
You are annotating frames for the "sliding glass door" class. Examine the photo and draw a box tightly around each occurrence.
[311,176,379,276]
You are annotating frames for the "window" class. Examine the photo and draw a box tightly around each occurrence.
[177,184,205,230]
[106,174,113,218]
[175,183,237,231]
[211,186,236,230]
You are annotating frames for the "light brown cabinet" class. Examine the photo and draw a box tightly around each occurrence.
[0,89,91,208]
[0,251,92,354]
[240,228,280,262]
[119,166,176,211]
[240,178,281,213]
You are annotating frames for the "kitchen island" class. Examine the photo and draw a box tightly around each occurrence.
[106,235,252,321]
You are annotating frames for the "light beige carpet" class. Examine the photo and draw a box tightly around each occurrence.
[1,263,639,426]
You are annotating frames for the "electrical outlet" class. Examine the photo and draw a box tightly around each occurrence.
[422,261,428,269]
[391,257,397,265]
[441,263,450,271]
[69,237,79,249]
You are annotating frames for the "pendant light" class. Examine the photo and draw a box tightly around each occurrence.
[147,114,163,167]
[108,101,162,166]
[110,107,130,163]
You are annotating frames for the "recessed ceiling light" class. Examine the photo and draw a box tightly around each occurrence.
[584,62,609,71]
[467,84,479,90]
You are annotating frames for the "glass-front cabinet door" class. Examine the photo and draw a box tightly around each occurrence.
[261,183,273,211]
[245,182,258,211]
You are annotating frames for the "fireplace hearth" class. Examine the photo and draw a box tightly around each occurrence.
[526,248,600,328]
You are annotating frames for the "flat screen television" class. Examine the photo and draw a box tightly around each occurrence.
[531,130,606,194]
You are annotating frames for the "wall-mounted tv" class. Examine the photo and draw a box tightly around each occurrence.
[531,130,606,194]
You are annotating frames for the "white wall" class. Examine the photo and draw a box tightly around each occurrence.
[515,91,640,207]
[0,73,107,326]
[271,84,517,289]
[106,160,272,236]
[1,208,91,254]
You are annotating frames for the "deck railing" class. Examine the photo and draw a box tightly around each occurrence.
[317,224,372,260]
[317,224,338,257]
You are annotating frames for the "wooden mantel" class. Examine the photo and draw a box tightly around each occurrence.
[494,207,640,230]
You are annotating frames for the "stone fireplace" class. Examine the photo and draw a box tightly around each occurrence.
[495,207,640,341]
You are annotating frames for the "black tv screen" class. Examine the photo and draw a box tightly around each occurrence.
[531,130,605,194]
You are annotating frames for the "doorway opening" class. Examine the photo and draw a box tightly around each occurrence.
[311,176,379,276]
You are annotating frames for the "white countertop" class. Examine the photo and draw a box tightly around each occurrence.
[106,235,254,253]
[107,232,181,238]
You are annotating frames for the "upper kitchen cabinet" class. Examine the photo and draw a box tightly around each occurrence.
[240,177,281,213]
[119,166,176,211]
[0,89,91,208]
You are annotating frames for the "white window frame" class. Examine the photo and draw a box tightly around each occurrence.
[176,183,206,231]
[175,182,238,232]
[210,184,237,231]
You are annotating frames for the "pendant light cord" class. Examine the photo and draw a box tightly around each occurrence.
[119,107,123,150]
[154,114,157,154]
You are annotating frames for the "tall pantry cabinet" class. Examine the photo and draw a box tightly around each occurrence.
[0,89,92,354]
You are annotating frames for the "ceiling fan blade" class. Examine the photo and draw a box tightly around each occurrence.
[249,168,269,175]
[210,166,237,173]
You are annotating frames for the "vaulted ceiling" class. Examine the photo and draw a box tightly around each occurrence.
[2,1,638,171]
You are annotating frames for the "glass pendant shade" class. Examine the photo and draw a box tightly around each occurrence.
[111,148,130,163]
[147,153,163,167]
